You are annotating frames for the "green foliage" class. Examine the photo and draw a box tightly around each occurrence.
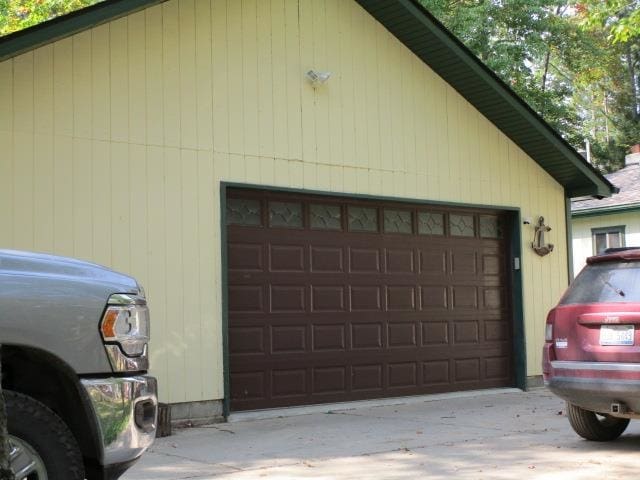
[0,0,101,36]
[422,0,640,173]
[577,0,640,44]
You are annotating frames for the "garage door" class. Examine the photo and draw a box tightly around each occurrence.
[227,189,513,411]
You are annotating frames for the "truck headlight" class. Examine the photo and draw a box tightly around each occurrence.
[101,294,149,357]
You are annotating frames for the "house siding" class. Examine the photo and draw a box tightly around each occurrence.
[0,0,567,404]
[572,211,640,275]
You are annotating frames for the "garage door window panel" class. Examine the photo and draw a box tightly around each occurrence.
[269,201,303,228]
[418,211,444,236]
[479,215,502,238]
[348,206,378,232]
[384,209,413,234]
[310,204,342,230]
[449,214,475,237]
[227,198,262,226]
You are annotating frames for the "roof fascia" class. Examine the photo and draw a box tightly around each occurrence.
[0,0,167,63]
[572,203,640,218]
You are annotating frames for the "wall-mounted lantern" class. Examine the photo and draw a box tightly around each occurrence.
[532,216,554,257]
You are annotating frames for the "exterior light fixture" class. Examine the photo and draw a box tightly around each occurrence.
[305,70,332,87]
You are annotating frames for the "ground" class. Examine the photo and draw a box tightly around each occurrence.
[123,388,640,479]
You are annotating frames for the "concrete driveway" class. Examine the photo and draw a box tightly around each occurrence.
[123,388,640,479]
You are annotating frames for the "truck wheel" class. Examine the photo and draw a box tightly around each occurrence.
[567,402,630,441]
[5,390,85,480]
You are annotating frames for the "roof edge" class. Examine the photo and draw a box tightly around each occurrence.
[397,0,615,198]
[0,0,167,63]
[572,203,640,218]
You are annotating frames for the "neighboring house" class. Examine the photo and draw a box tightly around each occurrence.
[0,0,614,421]
[572,153,640,275]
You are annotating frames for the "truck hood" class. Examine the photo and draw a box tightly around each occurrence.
[0,249,139,294]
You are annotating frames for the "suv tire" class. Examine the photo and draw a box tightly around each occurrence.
[6,390,85,480]
[567,402,630,441]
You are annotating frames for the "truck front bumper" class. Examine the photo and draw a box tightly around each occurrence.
[81,375,158,470]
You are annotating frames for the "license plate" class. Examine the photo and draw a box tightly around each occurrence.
[600,325,634,346]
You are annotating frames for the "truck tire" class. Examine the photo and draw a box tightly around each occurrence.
[5,390,85,480]
[567,402,630,441]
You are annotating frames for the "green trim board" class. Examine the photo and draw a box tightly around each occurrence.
[508,210,527,390]
[572,203,640,218]
[0,0,167,63]
[0,0,616,199]
[220,184,231,419]
[220,181,529,403]
[565,196,574,281]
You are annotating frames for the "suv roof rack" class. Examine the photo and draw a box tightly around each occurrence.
[603,247,640,254]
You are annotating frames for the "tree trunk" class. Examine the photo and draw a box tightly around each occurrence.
[0,347,14,480]
[626,44,639,120]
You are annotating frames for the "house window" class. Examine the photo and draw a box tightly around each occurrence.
[592,226,625,255]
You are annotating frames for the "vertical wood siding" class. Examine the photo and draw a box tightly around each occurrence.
[0,0,567,403]
[572,212,640,276]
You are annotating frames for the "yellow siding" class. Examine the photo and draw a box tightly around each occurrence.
[572,212,640,275]
[0,0,568,403]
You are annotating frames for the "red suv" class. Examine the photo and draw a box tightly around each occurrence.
[543,248,640,441]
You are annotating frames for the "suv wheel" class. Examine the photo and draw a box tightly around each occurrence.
[6,390,85,480]
[567,402,630,441]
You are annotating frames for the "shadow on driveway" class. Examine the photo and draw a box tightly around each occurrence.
[124,389,640,479]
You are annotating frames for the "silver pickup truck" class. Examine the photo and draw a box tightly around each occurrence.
[0,250,157,480]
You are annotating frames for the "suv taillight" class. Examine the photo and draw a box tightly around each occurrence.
[545,310,555,342]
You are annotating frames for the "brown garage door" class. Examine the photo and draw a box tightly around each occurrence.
[227,189,513,411]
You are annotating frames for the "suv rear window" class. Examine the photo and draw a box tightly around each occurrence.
[561,262,640,304]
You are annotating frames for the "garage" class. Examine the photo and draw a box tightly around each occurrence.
[227,188,513,411]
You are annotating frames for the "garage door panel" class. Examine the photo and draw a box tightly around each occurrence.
[231,371,266,401]
[229,326,266,355]
[228,243,264,271]
[385,248,416,273]
[482,287,506,309]
[386,286,417,311]
[419,249,447,275]
[312,324,346,351]
[313,367,347,394]
[350,286,382,311]
[311,286,345,312]
[388,322,418,348]
[351,323,383,349]
[485,356,511,380]
[450,250,478,276]
[422,360,451,385]
[451,285,479,309]
[420,286,448,310]
[269,244,305,272]
[454,358,481,383]
[388,362,418,388]
[228,285,265,313]
[352,364,384,391]
[349,248,382,273]
[227,190,514,411]
[422,321,449,345]
[310,246,344,272]
[271,325,307,354]
[272,369,307,398]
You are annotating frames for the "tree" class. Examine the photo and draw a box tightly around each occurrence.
[0,0,102,36]
[421,0,640,173]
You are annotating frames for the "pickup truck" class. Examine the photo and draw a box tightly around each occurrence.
[0,249,158,479]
